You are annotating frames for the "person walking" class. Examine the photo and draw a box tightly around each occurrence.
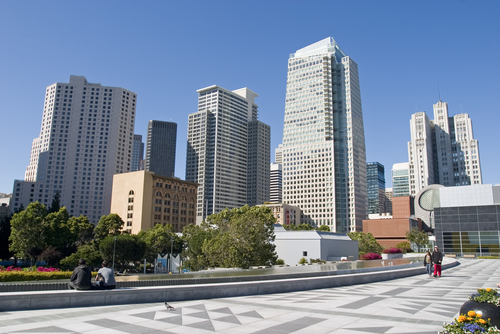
[424,251,433,277]
[68,259,92,290]
[431,246,443,277]
[95,260,117,290]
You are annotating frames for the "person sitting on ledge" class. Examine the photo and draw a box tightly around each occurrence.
[68,258,92,290]
[95,260,117,290]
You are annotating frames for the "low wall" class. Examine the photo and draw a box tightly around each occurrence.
[0,259,457,312]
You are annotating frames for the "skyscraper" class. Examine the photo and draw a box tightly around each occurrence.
[247,120,271,206]
[392,163,410,197]
[186,85,270,223]
[366,162,385,214]
[131,134,144,172]
[407,101,482,195]
[13,75,137,222]
[145,120,177,178]
[270,162,282,203]
[281,37,367,232]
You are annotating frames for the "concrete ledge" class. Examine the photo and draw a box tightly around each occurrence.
[0,259,458,312]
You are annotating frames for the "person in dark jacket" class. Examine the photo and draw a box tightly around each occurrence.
[431,246,443,277]
[68,259,92,290]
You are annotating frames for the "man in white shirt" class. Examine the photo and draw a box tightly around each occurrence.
[96,260,117,290]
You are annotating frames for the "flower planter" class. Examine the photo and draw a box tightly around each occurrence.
[460,300,500,328]
[382,253,403,259]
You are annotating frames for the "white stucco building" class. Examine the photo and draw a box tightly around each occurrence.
[273,225,359,265]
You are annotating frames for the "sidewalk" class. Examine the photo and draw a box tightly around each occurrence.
[0,259,498,333]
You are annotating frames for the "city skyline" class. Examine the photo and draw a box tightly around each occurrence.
[1,1,499,194]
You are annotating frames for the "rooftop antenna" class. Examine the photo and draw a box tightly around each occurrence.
[437,81,441,101]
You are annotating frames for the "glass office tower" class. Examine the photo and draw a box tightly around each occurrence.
[281,37,367,232]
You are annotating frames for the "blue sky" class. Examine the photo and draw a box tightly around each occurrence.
[1,0,499,193]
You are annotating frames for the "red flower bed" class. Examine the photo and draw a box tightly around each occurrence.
[361,253,382,260]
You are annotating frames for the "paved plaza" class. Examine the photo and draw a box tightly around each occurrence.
[0,259,498,334]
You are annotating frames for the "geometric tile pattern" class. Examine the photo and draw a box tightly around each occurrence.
[1,259,499,333]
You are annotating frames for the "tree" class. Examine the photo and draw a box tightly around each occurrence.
[99,234,146,271]
[60,243,103,269]
[294,223,315,231]
[9,202,48,264]
[93,214,124,245]
[181,222,216,271]
[182,205,278,270]
[48,191,61,214]
[0,214,13,261]
[348,231,383,255]
[406,227,430,251]
[138,224,182,262]
[316,225,331,232]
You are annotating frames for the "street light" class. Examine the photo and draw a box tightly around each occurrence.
[112,236,116,272]
[170,236,175,273]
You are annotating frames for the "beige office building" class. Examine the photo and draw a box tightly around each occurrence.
[110,171,198,234]
[261,203,301,227]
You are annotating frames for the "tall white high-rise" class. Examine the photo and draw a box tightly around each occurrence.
[407,100,482,195]
[12,76,136,223]
[281,37,367,232]
[185,85,270,223]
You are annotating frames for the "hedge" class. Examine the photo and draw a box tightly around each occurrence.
[0,271,98,282]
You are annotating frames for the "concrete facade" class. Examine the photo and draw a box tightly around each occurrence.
[281,37,367,233]
[12,76,136,223]
[110,171,198,233]
[185,85,270,223]
[261,203,301,227]
[408,101,482,196]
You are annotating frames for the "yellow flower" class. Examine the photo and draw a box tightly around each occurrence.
[476,313,482,318]
[487,288,492,292]
[457,315,467,322]
[468,311,476,317]
[467,317,473,321]
[478,319,486,324]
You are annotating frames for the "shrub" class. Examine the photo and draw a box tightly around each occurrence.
[275,259,285,265]
[298,257,308,264]
[395,242,412,253]
[0,266,98,282]
[309,258,326,264]
[361,253,382,260]
[478,256,500,259]
[382,247,403,254]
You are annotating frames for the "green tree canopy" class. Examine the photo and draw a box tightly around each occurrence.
[182,205,278,270]
[48,191,61,214]
[93,214,124,245]
[138,224,182,262]
[316,225,331,232]
[406,227,430,250]
[9,202,48,263]
[99,234,146,271]
[293,223,315,231]
[348,231,383,255]
[0,214,14,261]
[60,243,103,269]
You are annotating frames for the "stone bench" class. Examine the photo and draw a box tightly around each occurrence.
[0,259,458,312]
[463,254,476,259]
[445,254,457,258]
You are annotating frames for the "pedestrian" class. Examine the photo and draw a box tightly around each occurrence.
[431,246,443,277]
[424,251,433,277]
[68,259,92,290]
[95,260,117,290]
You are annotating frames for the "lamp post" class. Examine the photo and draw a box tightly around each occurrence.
[112,236,117,272]
[170,236,174,273]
